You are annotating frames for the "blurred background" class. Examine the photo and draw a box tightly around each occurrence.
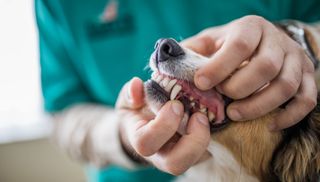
[0,0,86,181]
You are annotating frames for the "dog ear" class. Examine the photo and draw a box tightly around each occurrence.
[272,98,320,181]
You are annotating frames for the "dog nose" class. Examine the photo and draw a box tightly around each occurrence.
[155,38,185,62]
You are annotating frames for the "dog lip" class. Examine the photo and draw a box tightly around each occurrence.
[149,79,170,99]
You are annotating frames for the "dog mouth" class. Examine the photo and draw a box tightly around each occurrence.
[145,71,230,132]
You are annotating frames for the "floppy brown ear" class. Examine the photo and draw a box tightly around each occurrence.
[272,98,320,182]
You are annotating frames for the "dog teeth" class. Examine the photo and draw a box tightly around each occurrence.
[208,111,215,122]
[165,79,177,92]
[161,77,170,87]
[189,96,194,101]
[200,107,207,114]
[170,84,182,100]
[190,102,195,107]
[164,79,177,92]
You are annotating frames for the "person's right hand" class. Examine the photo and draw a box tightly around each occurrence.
[116,77,211,175]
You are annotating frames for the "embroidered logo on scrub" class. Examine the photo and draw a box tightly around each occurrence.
[100,0,118,23]
[87,0,134,39]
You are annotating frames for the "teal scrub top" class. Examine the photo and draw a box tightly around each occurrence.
[35,0,320,181]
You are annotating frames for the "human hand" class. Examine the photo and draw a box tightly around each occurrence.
[182,15,317,131]
[116,77,211,175]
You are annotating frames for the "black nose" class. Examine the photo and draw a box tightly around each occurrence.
[155,38,185,62]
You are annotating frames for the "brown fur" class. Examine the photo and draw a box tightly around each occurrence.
[212,103,320,181]
[272,99,320,182]
[212,112,282,181]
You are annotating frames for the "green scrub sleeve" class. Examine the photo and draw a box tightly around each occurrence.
[35,0,92,112]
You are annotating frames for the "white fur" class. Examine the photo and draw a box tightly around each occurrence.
[176,141,259,182]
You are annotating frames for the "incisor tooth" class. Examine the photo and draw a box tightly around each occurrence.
[161,77,170,87]
[170,84,182,100]
[200,107,207,114]
[208,111,215,122]
[165,79,177,92]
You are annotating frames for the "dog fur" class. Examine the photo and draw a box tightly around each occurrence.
[145,38,320,181]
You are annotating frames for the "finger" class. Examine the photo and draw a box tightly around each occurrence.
[150,113,210,175]
[181,29,223,56]
[116,77,145,109]
[130,101,184,156]
[194,24,262,90]
[269,72,317,131]
[218,36,284,99]
[227,53,302,121]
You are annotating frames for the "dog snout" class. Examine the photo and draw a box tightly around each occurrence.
[155,38,185,63]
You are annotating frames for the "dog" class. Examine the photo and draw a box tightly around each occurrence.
[144,38,320,181]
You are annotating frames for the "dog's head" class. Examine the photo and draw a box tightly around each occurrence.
[144,38,320,181]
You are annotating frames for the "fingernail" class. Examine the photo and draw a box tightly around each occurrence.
[228,109,242,121]
[126,81,133,103]
[197,75,212,90]
[172,102,183,116]
[197,113,209,126]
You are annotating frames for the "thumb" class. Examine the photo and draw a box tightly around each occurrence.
[116,77,145,109]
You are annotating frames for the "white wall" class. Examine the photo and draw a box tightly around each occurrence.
[0,0,51,143]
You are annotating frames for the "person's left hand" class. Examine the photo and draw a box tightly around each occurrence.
[182,15,317,131]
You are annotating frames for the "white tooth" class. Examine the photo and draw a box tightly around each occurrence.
[165,79,177,92]
[170,84,182,100]
[200,107,207,114]
[208,111,215,122]
[190,102,195,107]
[161,77,170,87]
[189,96,194,101]
[200,104,205,109]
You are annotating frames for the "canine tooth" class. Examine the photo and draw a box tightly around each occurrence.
[200,104,205,109]
[161,77,170,87]
[189,96,194,101]
[170,84,182,100]
[165,79,177,92]
[208,111,215,122]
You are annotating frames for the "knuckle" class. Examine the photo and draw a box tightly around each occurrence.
[304,96,317,110]
[259,56,281,76]
[132,132,154,156]
[163,160,187,176]
[231,36,251,53]
[279,77,299,97]
[222,84,245,99]
[241,15,266,25]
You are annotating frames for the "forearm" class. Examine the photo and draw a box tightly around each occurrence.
[52,104,136,169]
